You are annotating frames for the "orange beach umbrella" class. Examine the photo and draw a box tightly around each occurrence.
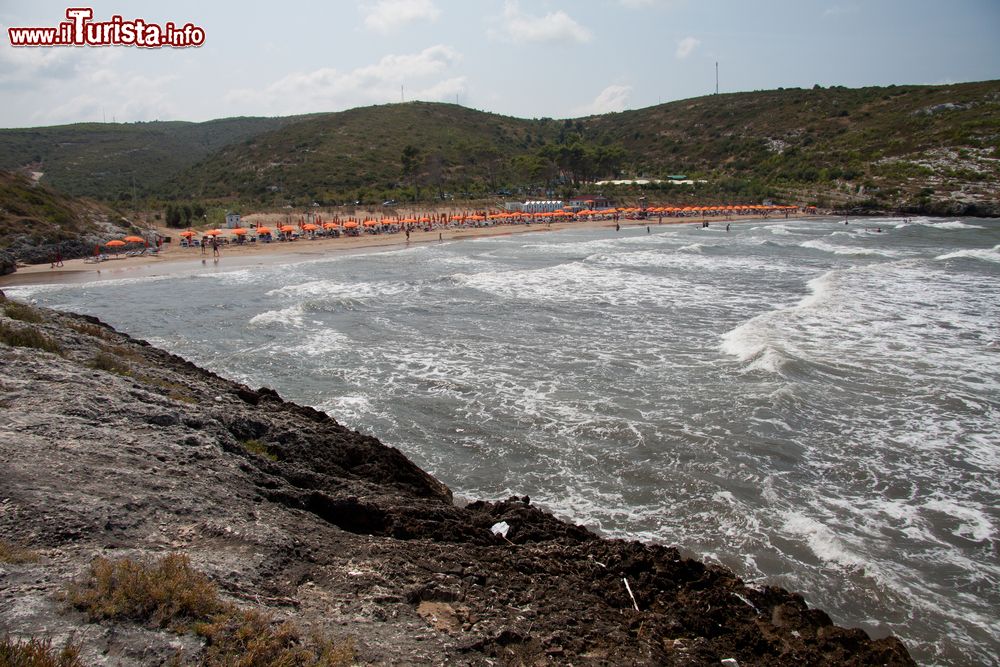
[179,230,196,238]
[256,226,272,235]
[122,235,145,243]
[230,228,248,235]
[202,229,222,236]
[105,239,126,247]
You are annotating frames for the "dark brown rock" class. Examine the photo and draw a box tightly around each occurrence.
[0,304,917,665]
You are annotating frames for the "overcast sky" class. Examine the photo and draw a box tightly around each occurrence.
[1,0,998,128]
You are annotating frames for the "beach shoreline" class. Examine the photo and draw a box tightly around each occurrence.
[0,213,816,288]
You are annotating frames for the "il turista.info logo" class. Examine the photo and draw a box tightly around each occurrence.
[8,8,205,48]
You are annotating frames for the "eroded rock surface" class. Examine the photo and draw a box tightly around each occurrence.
[0,303,915,665]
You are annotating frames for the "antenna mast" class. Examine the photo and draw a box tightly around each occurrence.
[715,62,719,95]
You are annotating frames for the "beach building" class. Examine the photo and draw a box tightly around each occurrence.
[566,195,611,210]
[505,200,564,213]
[225,212,241,229]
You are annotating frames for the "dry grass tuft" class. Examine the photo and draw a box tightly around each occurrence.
[197,609,354,667]
[68,553,222,630]
[0,539,41,564]
[135,374,197,404]
[68,554,353,666]
[88,351,132,376]
[66,320,112,340]
[2,301,46,324]
[0,321,63,355]
[0,636,83,667]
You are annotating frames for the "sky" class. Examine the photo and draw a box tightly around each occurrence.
[1,0,998,128]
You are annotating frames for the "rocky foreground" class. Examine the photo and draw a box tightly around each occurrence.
[0,297,915,665]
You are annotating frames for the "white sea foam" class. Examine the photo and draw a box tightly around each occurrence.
[922,498,995,542]
[934,244,1000,263]
[286,330,353,356]
[248,304,304,328]
[719,321,792,374]
[918,220,985,230]
[781,511,866,570]
[800,239,897,257]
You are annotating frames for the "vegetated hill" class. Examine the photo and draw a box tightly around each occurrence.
[0,170,134,272]
[163,102,554,203]
[580,80,1000,213]
[4,81,998,215]
[0,115,312,200]
[164,81,1000,214]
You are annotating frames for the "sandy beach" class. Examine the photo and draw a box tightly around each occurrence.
[0,213,795,288]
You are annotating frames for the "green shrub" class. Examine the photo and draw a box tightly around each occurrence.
[0,322,63,355]
[0,636,82,667]
[241,439,277,462]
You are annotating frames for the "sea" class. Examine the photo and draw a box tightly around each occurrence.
[8,216,999,665]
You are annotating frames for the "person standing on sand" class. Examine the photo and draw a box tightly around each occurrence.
[211,236,220,258]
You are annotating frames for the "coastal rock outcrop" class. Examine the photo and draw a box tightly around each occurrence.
[0,301,916,665]
[0,251,14,276]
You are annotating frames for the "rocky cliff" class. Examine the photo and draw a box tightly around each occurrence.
[0,296,915,665]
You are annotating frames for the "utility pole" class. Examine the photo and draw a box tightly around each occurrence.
[715,62,719,95]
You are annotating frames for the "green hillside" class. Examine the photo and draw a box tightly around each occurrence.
[0,170,135,271]
[164,81,1000,213]
[0,116,311,200]
[580,81,1000,212]
[1,81,998,215]
[163,103,553,203]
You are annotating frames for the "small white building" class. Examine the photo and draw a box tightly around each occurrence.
[505,200,564,213]
[225,212,241,228]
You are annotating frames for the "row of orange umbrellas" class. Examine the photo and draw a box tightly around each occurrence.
[104,235,147,248]
[171,203,805,243]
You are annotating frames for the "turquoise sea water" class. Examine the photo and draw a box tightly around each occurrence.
[10,216,1000,665]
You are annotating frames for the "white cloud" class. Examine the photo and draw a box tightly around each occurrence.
[675,36,700,59]
[0,40,120,88]
[618,0,682,7]
[225,45,465,115]
[26,69,179,125]
[822,4,859,18]
[574,84,632,116]
[361,0,441,34]
[493,0,592,44]
[0,39,181,125]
